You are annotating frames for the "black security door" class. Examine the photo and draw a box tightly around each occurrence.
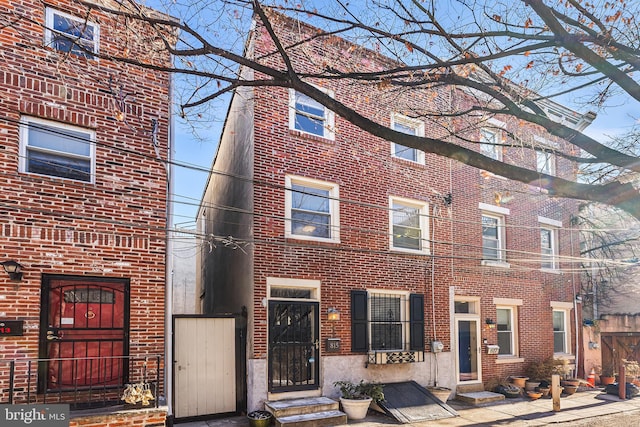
[268,300,319,392]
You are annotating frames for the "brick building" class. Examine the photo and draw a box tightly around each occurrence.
[197,12,594,413]
[0,0,172,425]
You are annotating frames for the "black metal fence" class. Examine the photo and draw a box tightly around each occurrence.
[1,354,162,410]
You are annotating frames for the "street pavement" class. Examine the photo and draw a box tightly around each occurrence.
[176,388,640,426]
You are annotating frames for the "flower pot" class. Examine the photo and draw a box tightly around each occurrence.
[527,391,543,400]
[600,376,615,386]
[563,385,578,395]
[525,381,541,392]
[536,386,550,397]
[510,376,528,388]
[561,379,580,387]
[340,397,372,420]
[247,411,272,427]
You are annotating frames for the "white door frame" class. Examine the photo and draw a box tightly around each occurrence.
[453,297,482,384]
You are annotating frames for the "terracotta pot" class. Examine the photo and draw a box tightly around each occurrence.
[525,381,541,392]
[536,387,550,397]
[563,385,578,395]
[527,391,543,400]
[600,376,615,385]
[510,376,528,388]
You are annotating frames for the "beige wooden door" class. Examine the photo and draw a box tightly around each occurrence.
[174,317,236,418]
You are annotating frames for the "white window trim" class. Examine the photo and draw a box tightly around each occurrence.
[481,212,509,267]
[390,113,425,165]
[480,128,503,161]
[45,7,100,58]
[288,87,335,140]
[479,203,510,215]
[19,116,96,183]
[551,303,571,356]
[367,289,410,352]
[540,226,559,271]
[284,175,340,243]
[496,305,519,358]
[539,217,561,271]
[536,150,556,176]
[266,277,321,302]
[389,196,430,254]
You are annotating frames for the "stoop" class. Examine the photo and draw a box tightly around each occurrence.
[455,383,505,405]
[265,397,347,427]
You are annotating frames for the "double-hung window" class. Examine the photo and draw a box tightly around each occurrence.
[482,214,504,261]
[480,128,502,161]
[390,113,425,164]
[539,217,561,270]
[45,8,99,59]
[288,88,335,139]
[285,176,339,242]
[351,290,425,357]
[536,150,556,175]
[497,307,516,356]
[389,197,429,253]
[480,203,509,265]
[20,117,95,182]
[553,310,568,353]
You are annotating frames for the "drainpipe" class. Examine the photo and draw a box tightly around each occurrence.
[570,219,580,377]
[164,69,175,426]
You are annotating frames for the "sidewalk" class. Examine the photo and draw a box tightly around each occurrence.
[177,389,640,426]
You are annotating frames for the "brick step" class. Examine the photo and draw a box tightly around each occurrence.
[265,397,339,418]
[274,410,347,427]
[456,383,485,394]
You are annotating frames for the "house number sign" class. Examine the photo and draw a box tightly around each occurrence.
[0,320,24,336]
[325,338,340,352]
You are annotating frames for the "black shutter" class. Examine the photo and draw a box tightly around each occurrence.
[409,293,425,351]
[351,290,368,353]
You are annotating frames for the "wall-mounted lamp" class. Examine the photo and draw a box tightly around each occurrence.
[327,308,340,322]
[485,318,496,329]
[1,260,24,282]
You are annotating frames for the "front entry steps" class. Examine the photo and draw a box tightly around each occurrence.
[456,384,505,405]
[265,397,347,427]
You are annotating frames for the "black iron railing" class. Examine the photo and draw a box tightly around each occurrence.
[1,354,162,410]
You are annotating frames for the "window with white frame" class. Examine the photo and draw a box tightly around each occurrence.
[285,176,339,242]
[20,117,95,182]
[497,307,517,356]
[540,227,558,269]
[45,8,99,59]
[482,213,505,262]
[553,309,569,353]
[390,113,425,164]
[480,128,502,160]
[390,197,429,253]
[536,150,556,175]
[288,88,335,139]
[539,216,561,270]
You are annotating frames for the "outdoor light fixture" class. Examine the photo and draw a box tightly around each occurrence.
[485,318,496,329]
[327,308,340,322]
[1,260,23,281]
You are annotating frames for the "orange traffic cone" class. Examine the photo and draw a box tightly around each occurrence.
[587,368,596,387]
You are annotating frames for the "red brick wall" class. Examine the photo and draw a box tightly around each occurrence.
[1,0,170,404]
[247,15,580,383]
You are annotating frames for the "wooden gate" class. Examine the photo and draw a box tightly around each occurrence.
[601,333,640,374]
[173,316,237,419]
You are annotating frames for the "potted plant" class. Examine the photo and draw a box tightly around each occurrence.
[525,357,556,392]
[247,410,273,427]
[334,380,384,420]
[600,363,616,385]
[509,375,528,388]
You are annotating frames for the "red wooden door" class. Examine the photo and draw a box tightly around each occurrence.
[42,276,129,390]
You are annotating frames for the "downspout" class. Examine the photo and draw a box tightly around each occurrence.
[570,218,579,377]
[431,204,438,385]
[164,69,175,425]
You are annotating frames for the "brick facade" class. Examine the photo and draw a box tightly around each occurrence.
[1,0,171,423]
[199,12,587,411]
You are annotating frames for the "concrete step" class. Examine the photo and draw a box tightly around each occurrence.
[265,397,339,418]
[456,383,485,394]
[456,391,505,405]
[274,410,347,427]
